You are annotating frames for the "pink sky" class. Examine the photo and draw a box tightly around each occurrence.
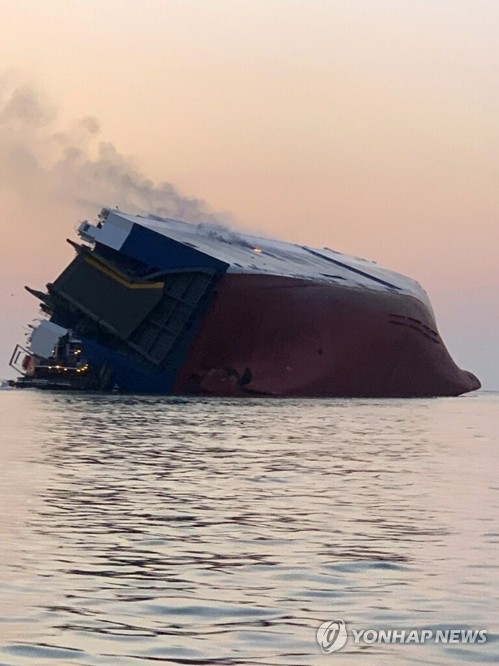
[1,1,498,387]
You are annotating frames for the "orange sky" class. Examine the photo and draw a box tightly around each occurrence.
[0,0,498,386]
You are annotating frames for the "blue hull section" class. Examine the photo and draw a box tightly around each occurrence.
[120,224,229,273]
[78,337,176,392]
[38,222,230,392]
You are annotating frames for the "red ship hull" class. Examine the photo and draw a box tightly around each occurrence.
[175,274,480,398]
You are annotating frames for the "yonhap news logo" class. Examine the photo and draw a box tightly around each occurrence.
[316,620,487,653]
[316,620,348,653]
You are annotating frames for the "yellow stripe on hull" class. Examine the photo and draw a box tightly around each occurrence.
[84,256,164,290]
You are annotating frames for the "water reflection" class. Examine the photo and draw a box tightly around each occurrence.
[0,392,498,664]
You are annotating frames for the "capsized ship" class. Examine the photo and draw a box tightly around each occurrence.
[10,208,480,396]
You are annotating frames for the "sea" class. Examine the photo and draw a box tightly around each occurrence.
[0,389,497,666]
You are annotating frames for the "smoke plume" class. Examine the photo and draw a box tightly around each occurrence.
[0,77,224,225]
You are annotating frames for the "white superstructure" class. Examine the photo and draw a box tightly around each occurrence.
[78,209,433,313]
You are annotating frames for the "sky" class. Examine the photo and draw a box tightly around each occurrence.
[0,0,498,387]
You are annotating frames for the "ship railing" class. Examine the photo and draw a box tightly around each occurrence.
[9,344,32,376]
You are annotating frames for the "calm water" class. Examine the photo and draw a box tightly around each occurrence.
[0,390,498,665]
